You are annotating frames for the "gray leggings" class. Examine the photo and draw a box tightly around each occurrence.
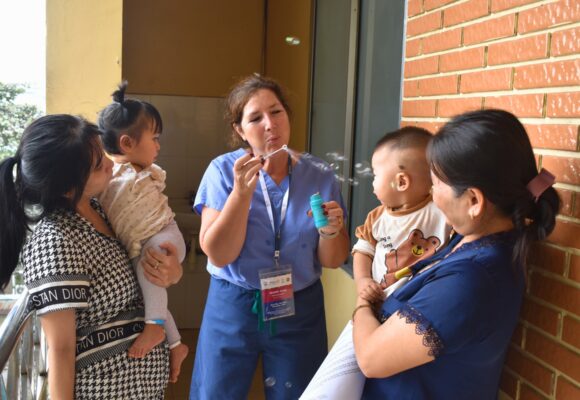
[133,220,186,347]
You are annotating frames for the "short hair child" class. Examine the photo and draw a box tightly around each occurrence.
[352,126,452,303]
[98,82,188,383]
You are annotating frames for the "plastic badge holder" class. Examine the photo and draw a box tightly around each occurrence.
[259,266,295,321]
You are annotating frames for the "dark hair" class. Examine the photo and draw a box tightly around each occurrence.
[225,74,292,148]
[98,81,163,155]
[374,126,432,153]
[428,109,560,267]
[0,115,102,290]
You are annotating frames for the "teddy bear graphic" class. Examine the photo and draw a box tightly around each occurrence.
[382,229,441,286]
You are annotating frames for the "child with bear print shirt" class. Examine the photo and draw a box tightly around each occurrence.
[352,127,451,304]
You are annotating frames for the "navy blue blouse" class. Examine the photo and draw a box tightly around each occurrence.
[363,232,525,400]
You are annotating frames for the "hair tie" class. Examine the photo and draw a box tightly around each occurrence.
[526,168,555,202]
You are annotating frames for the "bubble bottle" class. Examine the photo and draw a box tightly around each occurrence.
[310,193,328,231]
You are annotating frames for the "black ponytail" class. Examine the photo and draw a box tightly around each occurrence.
[0,115,102,291]
[98,81,163,155]
[0,157,28,290]
[112,81,128,104]
[512,185,559,266]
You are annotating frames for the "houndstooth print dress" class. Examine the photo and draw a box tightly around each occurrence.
[22,199,169,399]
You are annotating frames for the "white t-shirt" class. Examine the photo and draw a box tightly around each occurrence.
[352,197,451,284]
[99,162,174,259]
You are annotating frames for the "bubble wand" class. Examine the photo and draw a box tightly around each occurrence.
[261,145,288,161]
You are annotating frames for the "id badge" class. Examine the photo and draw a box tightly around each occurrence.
[259,265,295,321]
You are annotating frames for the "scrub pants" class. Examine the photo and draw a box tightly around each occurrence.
[190,277,328,400]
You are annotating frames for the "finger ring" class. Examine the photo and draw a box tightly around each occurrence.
[154,260,160,270]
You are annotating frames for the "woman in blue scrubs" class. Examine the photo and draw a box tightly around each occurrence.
[352,110,560,399]
[190,74,350,399]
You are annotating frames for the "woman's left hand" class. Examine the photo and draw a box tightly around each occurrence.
[142,242,183,288]
[319,200,344,235]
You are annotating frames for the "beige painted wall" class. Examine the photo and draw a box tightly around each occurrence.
[322,267,356,346]
[46,0,122,119]
[122,0,264,97]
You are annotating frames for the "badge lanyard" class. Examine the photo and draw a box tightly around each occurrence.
[256,155,295,324]
[258,155,292,265]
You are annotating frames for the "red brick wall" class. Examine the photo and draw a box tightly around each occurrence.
[402,0,580,398]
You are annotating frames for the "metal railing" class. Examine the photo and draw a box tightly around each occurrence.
[0,290,48,400]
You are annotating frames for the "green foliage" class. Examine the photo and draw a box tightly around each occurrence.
[0,82,41,160]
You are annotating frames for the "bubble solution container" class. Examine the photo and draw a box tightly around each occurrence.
[310,193,328,231]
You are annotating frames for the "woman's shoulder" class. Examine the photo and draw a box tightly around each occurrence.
[428,232,521,287]
[28,210,79,239]
[22,212,90,282]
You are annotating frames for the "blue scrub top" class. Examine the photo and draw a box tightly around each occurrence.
[194,149,346,291]
[363,232,525,399]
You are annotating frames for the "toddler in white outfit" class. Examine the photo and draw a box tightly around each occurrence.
[98,82,189,383]
[353,126,451,302]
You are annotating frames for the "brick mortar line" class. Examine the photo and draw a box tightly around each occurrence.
[405,21,580,61]
[522,319,580,356]
[560,311,580,324]
[556,214,580,225]
[406,0,560,38]
[513,347,580,400]
[500,365,524,399]
[407,0,471,21]
[404,54,580,81]
[533,148,580,158]
[406,0,554,23]
[527,270,580,296]
[520,118,580,124]
[402,86,580,98]
[401,117,580,125]
[521,294,569,319]
[540,241,580,255]
[504,346,557,397]
[554,183,580,193]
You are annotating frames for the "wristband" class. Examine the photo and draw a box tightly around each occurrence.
[319,229,339,239]
[352,304,374,320]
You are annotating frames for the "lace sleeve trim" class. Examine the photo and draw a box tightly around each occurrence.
[399,304,444,358]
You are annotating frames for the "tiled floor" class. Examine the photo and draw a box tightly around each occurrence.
[164,329,265,400]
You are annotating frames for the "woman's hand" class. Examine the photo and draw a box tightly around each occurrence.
[232,152,263,198]
[314,201,350,268]
[357,277,387,304]
[318,200,344,236]
[142,242,183,287]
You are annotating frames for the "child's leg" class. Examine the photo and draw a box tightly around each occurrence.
[167,310,189,383]
[164,309,181,348]
[139,220,186,324]
[129,220,186,358]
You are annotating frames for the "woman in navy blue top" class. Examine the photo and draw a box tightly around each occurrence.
[352,109,560,399]
[190,75,350,399]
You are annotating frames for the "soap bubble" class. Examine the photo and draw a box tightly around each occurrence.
[326,152,348,162]
[354,161,373,177]
[264,377,276,387]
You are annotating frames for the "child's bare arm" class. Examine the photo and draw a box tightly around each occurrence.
[353,252,385,304]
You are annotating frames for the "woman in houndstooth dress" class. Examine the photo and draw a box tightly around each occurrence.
[0,115,183,399]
